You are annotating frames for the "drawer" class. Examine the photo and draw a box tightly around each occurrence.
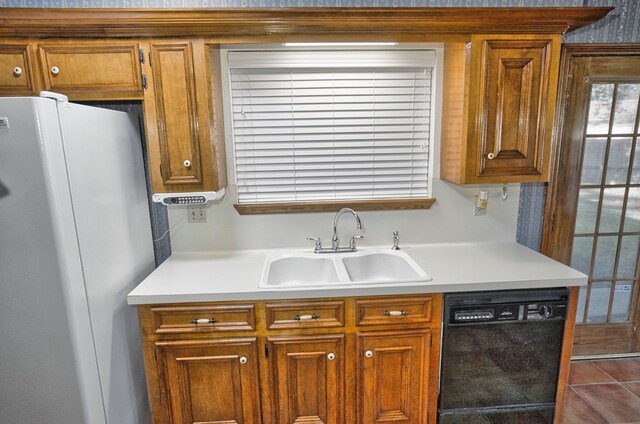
[150,303,255,334]
[355,296,433,326]
[37,42,142,99]
[265,300,345,330]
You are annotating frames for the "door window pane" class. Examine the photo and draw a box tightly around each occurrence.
[576,286,588,324]
[617,235,640,278]
[575,188,600,234]
[581,137,607,185]
[611,281,633,321]
[593,236,618,279]
[598,188,625,233]
[611,84,640,134]
[604,138,633,185]
[632,143,640,184]
[623,187,640,232]
[571,236,594,275]
[587,84,614,135]
[586,282,612,323]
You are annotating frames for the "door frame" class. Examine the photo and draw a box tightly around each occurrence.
[541,44,640,356]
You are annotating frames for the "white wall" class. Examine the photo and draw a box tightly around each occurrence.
[167,180,520,252]
[167,45,520,253]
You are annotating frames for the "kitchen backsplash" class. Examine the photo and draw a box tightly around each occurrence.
[3,0,636,260]
[167,181,521,252]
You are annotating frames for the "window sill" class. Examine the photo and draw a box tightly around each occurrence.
[234,198,435,215]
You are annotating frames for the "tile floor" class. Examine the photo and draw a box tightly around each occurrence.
[560,358,640,424]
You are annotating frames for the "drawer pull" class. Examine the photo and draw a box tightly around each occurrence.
[13,66,23,76]
[190,318,216,324]
[365,350,373,358]
[487,152,495,160]
[51,66,60,75]
[294,314,320,321]
[383,310,409,316]
[327,352,335,361]
[239,356,247,364]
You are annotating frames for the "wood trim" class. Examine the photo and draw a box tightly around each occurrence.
[554,286,579,424]
[234,198,436,215]
[541,44,640,262]
[0,8,612,39]
[572,323,636,355]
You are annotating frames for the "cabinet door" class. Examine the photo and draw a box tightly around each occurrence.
[470,35,560,180]
[155,338,261,424]
[143,39,228,194]
[357,330,431,424]
[37,42,142,100]
[0,43,39,96]
[268,334,345,424]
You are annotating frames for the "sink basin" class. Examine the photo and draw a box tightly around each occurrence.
[262,254,340,287]
[260,250,432,288]
[342,251,429,283]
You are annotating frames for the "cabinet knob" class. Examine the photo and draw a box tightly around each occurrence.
[327,352,335,361]
[183,159,191,168]
[365,350,373,358]
[13,66,22,76]
[487,152,495,160]
[239,356,247,364]
[51,66,60,75]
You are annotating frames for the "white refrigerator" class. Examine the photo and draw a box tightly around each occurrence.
[0,93,155,424]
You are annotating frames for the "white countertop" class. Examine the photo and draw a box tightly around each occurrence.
[127,241,587,305]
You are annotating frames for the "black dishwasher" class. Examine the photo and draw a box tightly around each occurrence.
[438,288,569,424]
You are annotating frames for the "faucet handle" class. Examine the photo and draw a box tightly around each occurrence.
[349,235,364,251]
[392,230,400,250]
[307,237,322,253]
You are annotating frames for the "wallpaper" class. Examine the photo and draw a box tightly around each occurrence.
[2,0,637,257]
[1,0,585,7]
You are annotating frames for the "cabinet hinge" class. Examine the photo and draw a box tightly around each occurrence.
[264,342,269,358]
[138,47,145,64]
[142,73,147,90]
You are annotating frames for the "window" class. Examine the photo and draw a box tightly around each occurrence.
[221,46,439,213]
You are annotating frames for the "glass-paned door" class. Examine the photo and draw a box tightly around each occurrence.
[543,49,640,355]
[572,83,640,325]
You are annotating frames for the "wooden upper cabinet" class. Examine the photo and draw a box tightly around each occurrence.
[143,39,227,194]
[37,41,143,100]
[155,338,261,424]
[357,330,431,424]
[0,43,39,96]
[268,334,345,424]
[440,34,561,184]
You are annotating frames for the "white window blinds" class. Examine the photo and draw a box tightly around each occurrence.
[226,49,436,204]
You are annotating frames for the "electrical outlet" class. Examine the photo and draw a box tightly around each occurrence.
[473,194,487,216]
[187,205,207,223]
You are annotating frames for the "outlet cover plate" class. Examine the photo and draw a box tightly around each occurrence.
[187,205,207,223]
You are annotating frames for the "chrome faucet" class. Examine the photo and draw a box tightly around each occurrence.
[332,208,363,250]
[306,208,365,253]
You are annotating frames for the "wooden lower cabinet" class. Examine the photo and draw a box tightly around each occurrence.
[268,334,345,424]
[154,338,262,424]
[357,330,431,424]
[138,295,442,424]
